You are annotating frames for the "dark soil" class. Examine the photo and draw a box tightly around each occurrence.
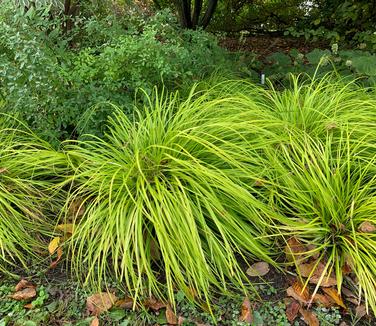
[219,35,329,57]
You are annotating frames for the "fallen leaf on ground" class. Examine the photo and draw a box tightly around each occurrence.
[298,261,337,287]
[239,297,253,323]
[339,322,349,326]
[322,287,346,309]
[90,316,100,326]
[358,221,376,233]
[0,167,7,174]
[144,296,166,310]
[178,316,185,325]
[285,237,308,263]
[115,297,134,309]
[24,303,33,309]
[342,287,357,299]
[9,287,37,301]
[49,247,63,269]
[299,308,319,326]
[355,305,367,319]
[57,224,75,234]
[48,237,60,255]
[312,293,334,307]
[286,300,300,322]
[342,262,352,275]
[246,262,270,277]
[69,199,85,217]
[86,292,118,316]
[286,281,310,304]
[15,279,34,292]
[166,305,178,325]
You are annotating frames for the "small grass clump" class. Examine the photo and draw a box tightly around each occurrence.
[0,115,68,274]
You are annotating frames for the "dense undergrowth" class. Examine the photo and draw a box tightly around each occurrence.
[1,75,376,319]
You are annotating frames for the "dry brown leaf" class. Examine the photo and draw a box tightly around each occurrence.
[285,237,308,263]
[299,308,319,326]
[48,237,60,255]
[57,224,75,234]
[0,167,7,174]
[49,247,63,269]
[86,292,118,316]
[339,322,349,326]
[115,297,134,309]
[69,199,85,217]
[239,297,253,324]
[178,316,185,325]
[355,305,367,319]
[286,300,300,322]
[286,281,311,304]
[346,297,360,306]
[298,261,337,287]
[322,288,346,309]
[312,293,334,308]
[358,221,376,233]
[90,316,100,326]
[144,296,166,311]
[342,287,357,299]
[24,303,33,309]
[166,305,178,325]
[246,262,270,277]
[15,279,34,292]
[9,287,37,301]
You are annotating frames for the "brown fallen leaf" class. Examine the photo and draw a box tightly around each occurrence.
[358,221,376,233]
[24,303,33,309]
[115,297,134,309]
[90,316,100,326]
[87,292,118,316]
[166,304,178,325]
[144,296,166,311]
[15,279,34,292]
[49,247,63,269]
[342,287,357,299]
[299,308,319,326]
[285,237,308,263]
[339,322,349,326]
[286,281,311,305]
[298,261,337,287]
[355,305,367,319]
[69,198,85,217]
[322,287,346,309]
[312,293,334,308]
[0,167,7,174]
[178,316,185,325]
[9,287,37,301]
[246,262,270,277]
[239,297,253,324]
[48,237,60,255]
[57,224,75,234]
[286,300,300,322]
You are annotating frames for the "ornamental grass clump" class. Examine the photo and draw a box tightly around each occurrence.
[0,115,68,273]
[254,75,376,314]
[64,88,279,304]
[264,131,376,314]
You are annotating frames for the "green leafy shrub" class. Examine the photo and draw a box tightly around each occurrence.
[63,86,278,304]
[0,5,231,143]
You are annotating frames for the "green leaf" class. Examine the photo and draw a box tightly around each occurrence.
[352,55,376,76]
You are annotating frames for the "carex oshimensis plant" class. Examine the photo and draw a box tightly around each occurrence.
[0,114,69,274]
[263,128,376,314]
[64,86,280,306]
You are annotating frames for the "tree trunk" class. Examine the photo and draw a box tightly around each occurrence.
[191,0,202,28]
[199,0,218,29]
